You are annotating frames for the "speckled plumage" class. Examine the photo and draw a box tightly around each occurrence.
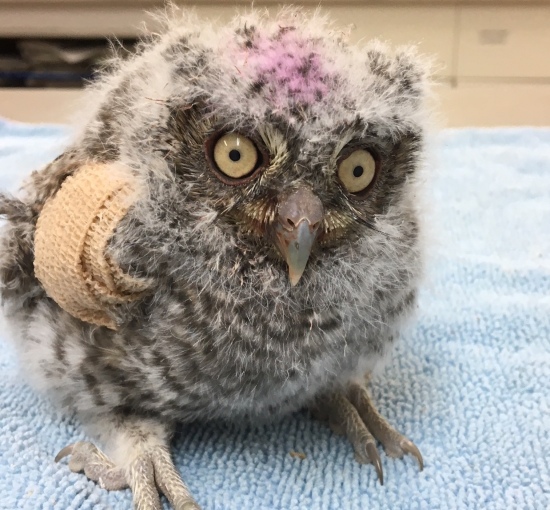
[0,7,431,509]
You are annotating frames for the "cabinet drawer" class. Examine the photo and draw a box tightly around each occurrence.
[457,6,550,79]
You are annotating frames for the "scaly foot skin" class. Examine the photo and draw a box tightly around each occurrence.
[312,381,423,485]
[56,438,200,510]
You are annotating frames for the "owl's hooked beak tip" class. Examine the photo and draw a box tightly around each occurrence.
[278,220,319,286]
[273,188,324,286]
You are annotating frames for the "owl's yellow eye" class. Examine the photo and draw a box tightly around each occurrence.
[212,133,258,180]
[337,149,377,194]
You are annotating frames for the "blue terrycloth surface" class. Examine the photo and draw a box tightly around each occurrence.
[0,117,549,510]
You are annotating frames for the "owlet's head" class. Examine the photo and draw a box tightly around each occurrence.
[76,7,432,289]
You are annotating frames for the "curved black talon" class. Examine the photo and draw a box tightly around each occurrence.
[366,442,384,485]
[54,443,76,462]
[400,438,424,471]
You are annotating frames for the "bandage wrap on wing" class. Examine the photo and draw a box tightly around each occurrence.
[34,163,148,329]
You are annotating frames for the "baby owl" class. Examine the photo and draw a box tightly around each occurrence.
[0,8,429,510]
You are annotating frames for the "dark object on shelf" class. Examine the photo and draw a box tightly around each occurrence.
[0,38,137,88]
[17,39,108,87]
[0,56,29,87]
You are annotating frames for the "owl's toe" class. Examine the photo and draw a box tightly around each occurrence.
[56,439,201,509]
[56,441,127,490]
[312,381,423,485]
[313,392,384,484]
[146,444,201,510]
[348,382,424,471]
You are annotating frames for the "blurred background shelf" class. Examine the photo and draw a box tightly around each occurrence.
[0,1,549,126]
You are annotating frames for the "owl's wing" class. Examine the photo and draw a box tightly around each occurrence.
[34,162,151,330]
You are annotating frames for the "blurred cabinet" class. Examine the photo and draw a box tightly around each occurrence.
[458,6,550,79]
[0,1,549,84]
[328,6,455,79]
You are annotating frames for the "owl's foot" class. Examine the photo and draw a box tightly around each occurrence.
[55,441,127,490]
[55,419,200,510]
[348,382,423,469]
[311,382,423,485]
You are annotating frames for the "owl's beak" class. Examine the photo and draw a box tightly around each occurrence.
[273,188,324,286]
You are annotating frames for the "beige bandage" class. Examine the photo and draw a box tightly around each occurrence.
[34,163,148,329]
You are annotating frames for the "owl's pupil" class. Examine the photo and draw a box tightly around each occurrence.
[229,149,241,162]
[353,166,364,178]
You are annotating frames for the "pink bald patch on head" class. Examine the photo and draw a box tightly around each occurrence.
[236,27,331,108]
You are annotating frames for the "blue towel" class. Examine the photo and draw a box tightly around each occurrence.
[0,118,548,510]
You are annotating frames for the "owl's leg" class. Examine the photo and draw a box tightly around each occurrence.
[55,416,200,510]
[311,381,423,485]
